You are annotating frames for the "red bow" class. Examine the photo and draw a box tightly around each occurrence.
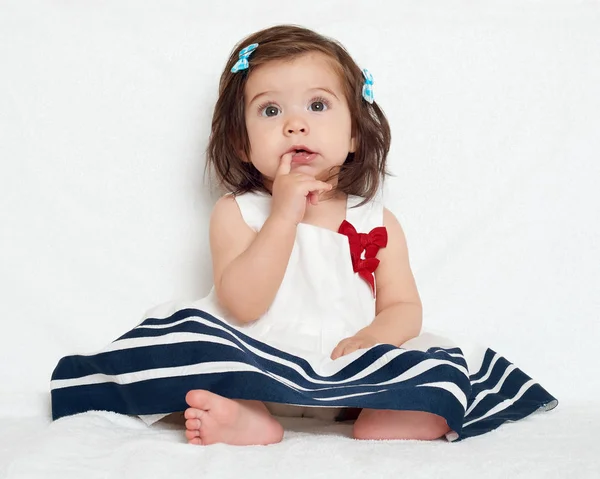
[338,220,388,296]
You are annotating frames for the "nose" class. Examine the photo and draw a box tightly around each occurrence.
[283,113,309,136]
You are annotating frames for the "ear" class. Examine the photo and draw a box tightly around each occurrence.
[238,149,250,163]
[349,135,357,153]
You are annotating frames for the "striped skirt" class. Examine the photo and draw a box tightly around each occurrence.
[50,307,558,441]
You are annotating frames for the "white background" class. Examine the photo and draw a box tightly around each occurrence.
[1,0,599,418]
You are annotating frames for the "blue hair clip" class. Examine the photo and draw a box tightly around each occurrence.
[362,68,374,104]
[231,43,259,73]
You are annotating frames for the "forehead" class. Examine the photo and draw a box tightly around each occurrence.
[244,52,344,100]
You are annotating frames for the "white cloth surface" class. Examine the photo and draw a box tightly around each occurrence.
[1,399,598,479]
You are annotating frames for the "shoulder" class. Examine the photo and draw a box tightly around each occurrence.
[374,207,421,307]
[210,194,250,234]
[210,191,273,235]
[210,193,239,223]
[211,191,267,219]
[209,194,256,263]
[382,207,405,237]
[379,207,411,266]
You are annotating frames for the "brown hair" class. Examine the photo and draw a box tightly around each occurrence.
[205,25,391,205]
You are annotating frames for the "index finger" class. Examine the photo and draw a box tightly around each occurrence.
[275,152,293,177]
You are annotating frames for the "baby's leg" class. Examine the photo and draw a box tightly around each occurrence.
[184,390,284,446]
[352,409,451,441]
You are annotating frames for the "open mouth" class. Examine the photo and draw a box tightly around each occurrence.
[285,145,317,164]
[288,146,314,155]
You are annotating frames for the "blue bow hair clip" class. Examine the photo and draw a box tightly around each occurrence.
[231,43,259,73]
[362,68,374,104]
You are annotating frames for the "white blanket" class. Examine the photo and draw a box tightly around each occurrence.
[1,399,597,479]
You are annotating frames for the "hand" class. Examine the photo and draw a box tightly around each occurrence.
[330,331,379,360]
[270,153,332,226]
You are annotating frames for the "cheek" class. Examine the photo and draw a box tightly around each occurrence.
[245,116,256,136]
[326,113,354,153]
[249,121,280,146]
[245,121,262,148]
[246,122,279,161]
[341,111,353,134]
[247,117,269,136]
[326,109,352,132]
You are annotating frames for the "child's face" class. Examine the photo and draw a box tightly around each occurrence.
[244,52,356,186]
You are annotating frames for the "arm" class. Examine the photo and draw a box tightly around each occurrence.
[212,153,331,325]
[360,207,423,345]
[210,195,297,324]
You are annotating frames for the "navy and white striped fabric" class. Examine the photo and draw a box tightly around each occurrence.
[51,307,557,441]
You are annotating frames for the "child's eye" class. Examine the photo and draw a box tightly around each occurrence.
[260,105,281,117]
[308,98,330,112]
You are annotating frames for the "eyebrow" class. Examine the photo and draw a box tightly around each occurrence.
[248,87,340,106]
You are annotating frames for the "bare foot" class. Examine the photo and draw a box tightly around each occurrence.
[184,390,284,446]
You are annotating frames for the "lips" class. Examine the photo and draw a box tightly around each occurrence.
[286,145,317,164]
[286,145,315,155]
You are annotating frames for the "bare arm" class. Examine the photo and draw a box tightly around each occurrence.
[211,153,332,324]
[210,195,297,324]
[358,207,423,345]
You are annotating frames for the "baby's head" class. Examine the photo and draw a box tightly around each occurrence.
[207,25,391,202]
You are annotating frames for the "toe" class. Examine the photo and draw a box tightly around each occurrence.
[186,389,207,407]
[185,429,200,440]
[184,408,193,420]
[185,418,201,430]
[184,407,204,420]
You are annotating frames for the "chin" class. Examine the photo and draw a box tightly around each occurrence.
[290,163,316,171]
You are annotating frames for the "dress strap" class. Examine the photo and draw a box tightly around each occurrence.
[232,191,271,232]
[345,192,384,232]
